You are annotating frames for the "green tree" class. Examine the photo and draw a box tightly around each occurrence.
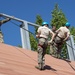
[70,27,75,42]
[35,15,43,34]
[51,4,67,29]
[30,15,43,51]
[70,27,75,36]
[50,4,68,59]
[29,33,37,51]
[17,45,22,48]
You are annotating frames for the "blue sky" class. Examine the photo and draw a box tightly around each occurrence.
[0,0,75,47]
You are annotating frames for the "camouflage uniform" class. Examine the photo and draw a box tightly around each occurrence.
[37,38,48,69]
[0,18,10,43]
[53,26,70,58]
[36,25,54,70]
[0,31,4,43]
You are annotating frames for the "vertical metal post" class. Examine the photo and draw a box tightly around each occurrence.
[70,35,75,59]
[66,35,75,61]
[20,21,31,50]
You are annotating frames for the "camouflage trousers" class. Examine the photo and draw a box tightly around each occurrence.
[50,36,63,58]
[37,38,48,69]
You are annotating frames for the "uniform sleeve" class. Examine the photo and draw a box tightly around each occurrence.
[55,27,61,33]
[67,30,70,36]
[49,29,54,34]
[37,27,41,33]
[0,18,10,25]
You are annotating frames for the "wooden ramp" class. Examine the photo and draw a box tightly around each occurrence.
[0,43,75,75]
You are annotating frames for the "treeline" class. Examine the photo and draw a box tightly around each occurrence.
[30,4,75,59]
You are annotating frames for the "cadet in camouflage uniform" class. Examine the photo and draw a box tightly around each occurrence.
[52,22,70,58]
[35,22,55,70]
[0,18,11,43]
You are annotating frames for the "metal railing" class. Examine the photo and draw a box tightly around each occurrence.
[0,13,75,61]
[0,13,40,50]
[66,35,75,61]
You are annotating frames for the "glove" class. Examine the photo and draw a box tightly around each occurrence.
[36,35,40,38]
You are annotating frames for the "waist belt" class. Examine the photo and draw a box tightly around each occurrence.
[57,35,64,40]
[38,44,43,48]
[39,37,47,40]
